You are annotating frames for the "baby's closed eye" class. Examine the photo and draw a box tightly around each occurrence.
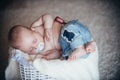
[33,39,37,43]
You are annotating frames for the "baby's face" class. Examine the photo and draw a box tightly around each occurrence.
[17,29,44,54]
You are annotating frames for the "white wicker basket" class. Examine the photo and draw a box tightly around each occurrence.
[8,47,56,80]
[19,63,56,80]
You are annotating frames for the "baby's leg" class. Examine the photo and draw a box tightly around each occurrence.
[85,41,97,53]
[68,41,97,60]
[41,50,62,60]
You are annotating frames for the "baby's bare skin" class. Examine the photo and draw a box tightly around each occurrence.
[31,15,97,60]
[10,14,96,60]
[69,41,97,60]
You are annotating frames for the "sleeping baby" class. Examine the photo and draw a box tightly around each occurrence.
[8,14,96,63]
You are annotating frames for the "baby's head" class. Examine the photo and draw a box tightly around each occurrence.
[8,25,44,54]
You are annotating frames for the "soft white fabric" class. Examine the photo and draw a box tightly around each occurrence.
[5,48,20,80]
[33,50,99,80]
[5,47,99,80]
[11,49,31,66]
[5,60,20,80]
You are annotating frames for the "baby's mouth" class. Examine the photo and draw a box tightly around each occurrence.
[36,42,44,53]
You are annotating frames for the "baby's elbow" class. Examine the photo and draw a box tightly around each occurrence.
[43,14,53,21]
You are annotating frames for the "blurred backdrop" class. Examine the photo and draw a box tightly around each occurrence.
[0,0,120,79]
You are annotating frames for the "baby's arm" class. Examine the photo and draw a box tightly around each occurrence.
[41,49,62,60]
[31,14,53,29]
[31,14,54,40]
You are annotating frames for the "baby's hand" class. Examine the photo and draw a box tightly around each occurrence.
[31,26,41,33]
[85,41,97,53]
[44,29,52,41]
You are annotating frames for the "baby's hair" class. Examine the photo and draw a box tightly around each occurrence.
[8,25,30,48]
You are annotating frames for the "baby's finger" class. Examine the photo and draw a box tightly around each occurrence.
[31,27,36,31]
[45,31,50,41]
[46,32,50,41]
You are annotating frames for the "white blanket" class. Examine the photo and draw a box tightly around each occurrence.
[5,47,99,80]
[33,50,99,80]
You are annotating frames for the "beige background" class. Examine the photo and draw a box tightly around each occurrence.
[0,0,120,79]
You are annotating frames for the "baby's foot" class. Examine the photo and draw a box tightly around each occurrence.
[85,41,97,53]
[68,48,86,61]
[68,55,77,61]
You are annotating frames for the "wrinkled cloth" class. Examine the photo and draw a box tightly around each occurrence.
[59,20,92,57]
[33,48,99,80]
[11,49,31,66]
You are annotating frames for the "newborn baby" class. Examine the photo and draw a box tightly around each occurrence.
[8,14,96,62]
